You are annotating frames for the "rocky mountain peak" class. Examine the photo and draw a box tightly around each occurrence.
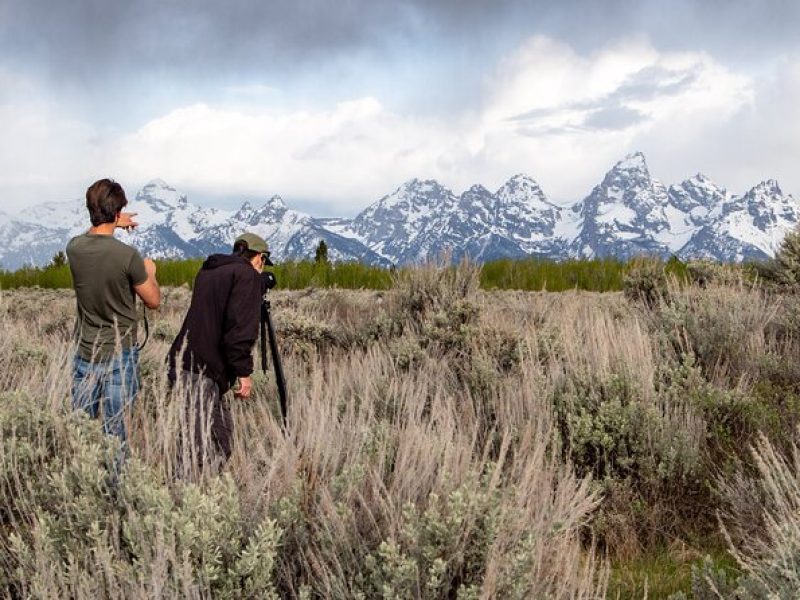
[463,184,492,197]
[390,178,449,197]
[265,195,288,211]
[614,151,648,172]
[747,179,783,199]
[496,174,551,208]
[1,155,798,270]
[499,174,545,198]
[136,179,187,212]
[600,152,652,188]
[669,173,727,217]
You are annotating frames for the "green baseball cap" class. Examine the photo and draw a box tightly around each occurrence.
[235,232,274,265]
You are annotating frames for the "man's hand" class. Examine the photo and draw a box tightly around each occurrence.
[234,376,253,399]
[116,212,139,231]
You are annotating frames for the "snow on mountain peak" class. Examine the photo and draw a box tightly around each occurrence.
[236,195,289,221]
[690,173,712,184]
[465,184,491,195]
[497,173,550,204]
[509,173,535,182]
[136,179,187,211]
[613,151,649,173]
[266,195,287,211]
[1,153,798,271]
[145,178,171,189]
[750,179,783,197]
[597,152,657,198]
[374,179,455,214]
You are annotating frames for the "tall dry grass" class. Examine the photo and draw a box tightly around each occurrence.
[5,259,800,598]
[0,268,610,598]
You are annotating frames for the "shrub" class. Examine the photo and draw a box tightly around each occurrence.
[686,260,747,288]
[0,391,282,598]
[652,286,779,385]
[552,357,715,555]
[771,226,800,290]
[686,433,800,599]
[623,257,670,308]
[389,257,481,327]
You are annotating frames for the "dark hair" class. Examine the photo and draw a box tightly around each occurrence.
[232,240,260,261]
[86,179,128,227]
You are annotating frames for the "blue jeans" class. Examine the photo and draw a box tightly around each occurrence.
[72,347,140,445]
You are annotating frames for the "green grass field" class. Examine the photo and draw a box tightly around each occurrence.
[0,255,703,292]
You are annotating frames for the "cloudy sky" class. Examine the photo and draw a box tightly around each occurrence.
[1,0,799,215]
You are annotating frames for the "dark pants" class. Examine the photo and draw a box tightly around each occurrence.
[174,370,232,472]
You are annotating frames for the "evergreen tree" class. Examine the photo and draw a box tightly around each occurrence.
[50,251,68,268]
[774,227,800,288]
[314,239,329,264]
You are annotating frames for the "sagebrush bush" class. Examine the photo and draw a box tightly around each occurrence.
[623,257,670,308]
[0,266,612,598]
[682,433,800,599]
[686,260,747,288]
[0,392,282,598]
[651,284,779,384]
[11,258,800,598]
[389,257,481,327]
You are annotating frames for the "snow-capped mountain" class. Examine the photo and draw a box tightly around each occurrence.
[1,180,385,270]
[567,153,798,262]
[494,174,577,257]
[0,217,70,270]
[333,174,578,264]
[348,154,798,265]
[681,180,800,261]
[667,174,728,227]
[1,154,797,271]
[571,152,680,259]
[340,179,461,264]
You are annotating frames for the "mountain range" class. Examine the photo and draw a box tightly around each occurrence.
[1,152,797,270]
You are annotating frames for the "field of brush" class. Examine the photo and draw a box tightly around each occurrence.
[2,260,800,598]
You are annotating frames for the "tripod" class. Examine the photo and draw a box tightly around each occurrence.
[261,272,288,427]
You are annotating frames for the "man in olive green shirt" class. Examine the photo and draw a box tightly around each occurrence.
[67,178,160,447]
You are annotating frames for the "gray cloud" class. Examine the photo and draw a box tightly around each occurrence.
[515,105,647,136]
[510,64,701,124]
[2,0,798,87]
[583,106,648,130]
[601,66,700,105]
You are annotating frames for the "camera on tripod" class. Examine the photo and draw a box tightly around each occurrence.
[261,270,277,291]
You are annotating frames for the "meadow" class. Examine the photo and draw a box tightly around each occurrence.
[2,256,800,598]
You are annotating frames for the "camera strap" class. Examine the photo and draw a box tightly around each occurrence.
[137,305,149,351]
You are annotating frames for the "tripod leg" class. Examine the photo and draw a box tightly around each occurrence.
[260,303,268,372]
[264,301,288,428]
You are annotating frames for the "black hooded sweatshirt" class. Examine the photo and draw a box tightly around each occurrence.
[168,254,262,394]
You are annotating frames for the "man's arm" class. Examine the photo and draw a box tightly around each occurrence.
[222,272,262,398]
[134,258,161,310]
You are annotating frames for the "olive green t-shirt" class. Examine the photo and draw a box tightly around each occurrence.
[66,233,148,361]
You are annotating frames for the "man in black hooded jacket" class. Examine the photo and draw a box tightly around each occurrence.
[167,232,271,469]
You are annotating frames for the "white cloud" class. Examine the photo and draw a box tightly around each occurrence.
[110,98,469,213]
[0,68,106,206]
[475,36,755,201]
[2,37,798,216]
